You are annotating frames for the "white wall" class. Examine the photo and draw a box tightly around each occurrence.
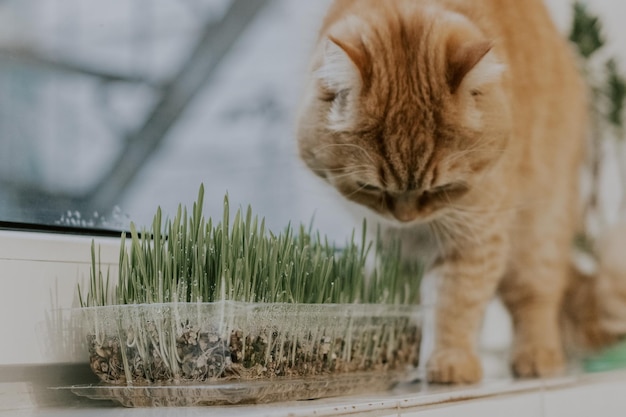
[0,232,119,366]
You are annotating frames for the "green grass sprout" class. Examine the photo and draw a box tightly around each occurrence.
[80,185,421,308]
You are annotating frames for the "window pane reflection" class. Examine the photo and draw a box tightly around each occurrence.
[0,0,356,241]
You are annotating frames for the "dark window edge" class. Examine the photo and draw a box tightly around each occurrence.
[0,221,127,238]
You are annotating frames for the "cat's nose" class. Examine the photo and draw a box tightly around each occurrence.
[391,197,419,223]
[393,210,418,223]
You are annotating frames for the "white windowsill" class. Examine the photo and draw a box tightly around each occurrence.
[2,371,626,417]
[1,229,626,416]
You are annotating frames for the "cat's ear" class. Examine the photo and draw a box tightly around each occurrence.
[446,40,504,94]
[316,18,371,94]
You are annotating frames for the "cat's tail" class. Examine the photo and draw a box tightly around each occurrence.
[562,220,626,352]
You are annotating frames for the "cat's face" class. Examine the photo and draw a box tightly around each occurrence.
[297,4,511,224]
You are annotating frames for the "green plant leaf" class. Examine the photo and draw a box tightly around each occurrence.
[86,185,422,307]
[569,2,605,59]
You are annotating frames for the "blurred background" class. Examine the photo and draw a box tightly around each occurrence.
[0,0,624,242]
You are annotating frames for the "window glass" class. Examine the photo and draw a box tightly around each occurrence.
[2,0,625,241]
[0,0,356,241]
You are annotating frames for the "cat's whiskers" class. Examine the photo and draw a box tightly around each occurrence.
[307,164,373,182]
[430,218,464,250]
[433,220,464,254]
[328,169,373,182]
[342,180,381,198]
[443,207,494,230]
[427,222,446,255]
[323,165,370,172]
[435,210,487,249]
[321,165,373,174]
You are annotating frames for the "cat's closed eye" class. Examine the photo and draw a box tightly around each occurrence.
[356,181,382,192]
[319,87,349,103]
[430,183,457,194]
[427,183,469,200]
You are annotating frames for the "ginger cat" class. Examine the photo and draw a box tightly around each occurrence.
[297,0,626,383]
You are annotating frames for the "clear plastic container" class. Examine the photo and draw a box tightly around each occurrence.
[71,302,422,407]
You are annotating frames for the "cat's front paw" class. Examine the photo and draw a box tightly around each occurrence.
[512,344,564,378]
[427,348,482,384]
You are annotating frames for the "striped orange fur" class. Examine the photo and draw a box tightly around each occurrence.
[297,0,626,384]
